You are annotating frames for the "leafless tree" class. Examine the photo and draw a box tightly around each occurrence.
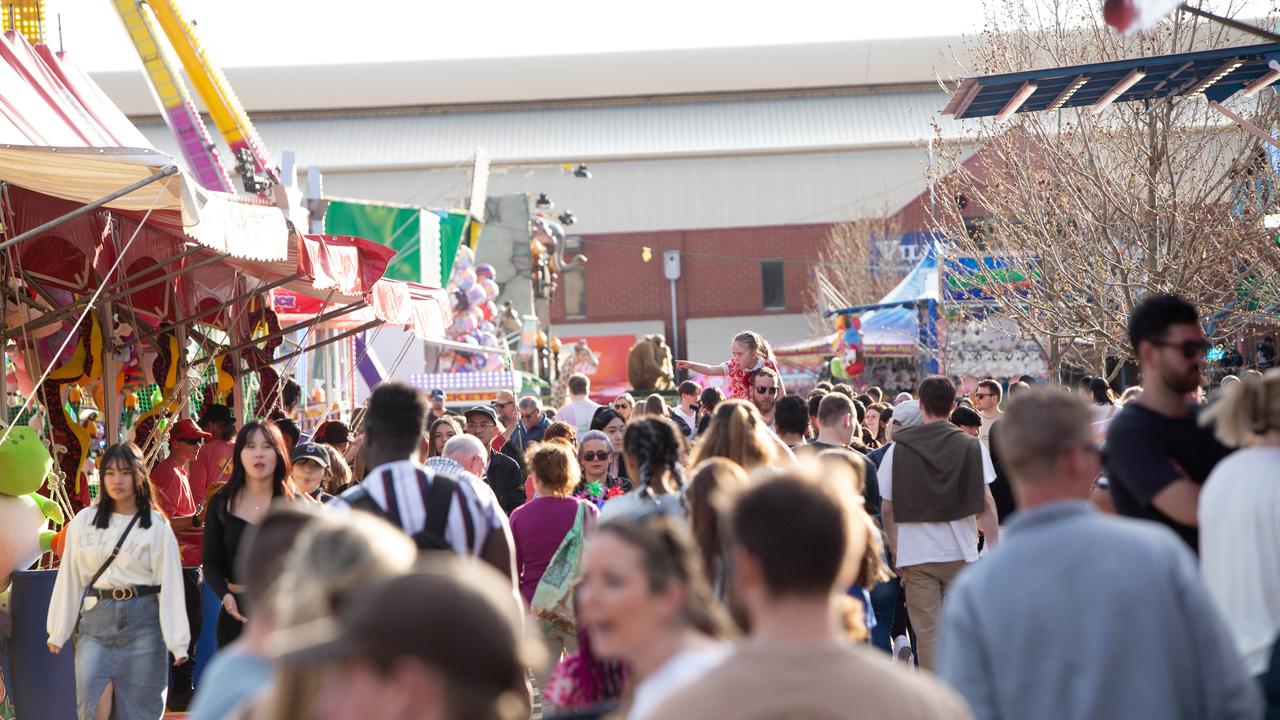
[930,0,1280,380]
[810,210,912,327]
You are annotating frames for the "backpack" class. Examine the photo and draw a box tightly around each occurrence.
[343,467,461,552]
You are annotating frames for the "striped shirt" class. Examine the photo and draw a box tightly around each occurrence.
[330,460,496,556]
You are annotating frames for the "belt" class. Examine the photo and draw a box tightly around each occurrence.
[90,585,161,601]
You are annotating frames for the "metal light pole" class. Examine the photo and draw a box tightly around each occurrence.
[664,250,682,379]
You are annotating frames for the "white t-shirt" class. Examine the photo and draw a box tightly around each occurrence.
[557,396,602,437]
[629,644,732,720]
[671,405,698,438]
[978,411,1002,447]
[1199,446,1280,676]
[879,442,996,567]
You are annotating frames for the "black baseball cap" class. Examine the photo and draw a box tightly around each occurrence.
[198,404,234,425]
[464,405,498,424]
[290,443,330,468]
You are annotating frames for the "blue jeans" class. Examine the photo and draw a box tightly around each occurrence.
[870,577,901,653]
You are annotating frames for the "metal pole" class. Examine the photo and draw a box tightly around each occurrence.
[669,277,680,382]
[189,301,368,367]
[0,165,179,253]
[1178,3,1280,43]
[268,321,382,365]
[100,303,118,444]
[123,274,299,350]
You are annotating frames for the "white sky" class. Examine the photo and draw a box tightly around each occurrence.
[45,0,989,71]
[37,0,1280,72]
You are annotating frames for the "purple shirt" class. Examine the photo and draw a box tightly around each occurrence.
[510,496,597,605]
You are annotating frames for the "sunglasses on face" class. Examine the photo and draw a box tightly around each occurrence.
[178,438,204,446]
[520,412,537,421]
[1151,338,1210,360]
[494,401,513,409]
[973,393,995,399]
[582,451,611,462]
[754,386,778,395]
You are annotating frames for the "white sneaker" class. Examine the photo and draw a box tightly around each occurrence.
[893,634,915,665]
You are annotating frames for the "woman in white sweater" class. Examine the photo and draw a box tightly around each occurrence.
[47,442,190,720]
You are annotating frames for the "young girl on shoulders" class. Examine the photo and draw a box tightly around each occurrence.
[676,330,782,401]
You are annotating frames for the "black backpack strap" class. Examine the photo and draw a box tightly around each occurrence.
[416,469,456,551]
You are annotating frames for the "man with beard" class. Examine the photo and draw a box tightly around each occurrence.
[749,366,780,428]
[1105,294,1231,552]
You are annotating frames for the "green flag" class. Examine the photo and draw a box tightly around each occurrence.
[324,200,444,286]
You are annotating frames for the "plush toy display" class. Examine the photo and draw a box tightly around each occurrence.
[0,426,62,592]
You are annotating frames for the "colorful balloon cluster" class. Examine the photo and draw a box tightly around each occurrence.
[830,314,866,380]
[443,246,505,372]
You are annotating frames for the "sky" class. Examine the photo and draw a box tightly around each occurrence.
[34,0,1280,72]
[45,0,998,71]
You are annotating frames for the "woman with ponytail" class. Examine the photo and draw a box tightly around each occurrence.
[1198,368,1280,681]
[600,415,688,521]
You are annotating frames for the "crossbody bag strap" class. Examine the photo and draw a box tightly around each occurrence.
[73,512,142,634]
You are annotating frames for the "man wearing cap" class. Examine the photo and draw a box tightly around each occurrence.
[313,420,352,455]
[290,442,334,502]
[189,404,236,503]
[151,418,211,710]
[426,388,459,429]
[273,558,538,719]
[464,405,527,516]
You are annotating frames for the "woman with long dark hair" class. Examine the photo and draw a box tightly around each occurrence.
[590,407,627,480]
[203,420,295,647]
[47,443,189,720]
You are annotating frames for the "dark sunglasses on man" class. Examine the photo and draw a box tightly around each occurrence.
[1150,338,1210,359]
[177,438,204,446]
[754,385,779,396]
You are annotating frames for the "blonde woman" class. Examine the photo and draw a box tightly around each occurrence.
[689,399,784,472]
[256,511,418,720]
[1198,369,1280,680]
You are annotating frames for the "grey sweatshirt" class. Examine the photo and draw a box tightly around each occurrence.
[937,501,1261,720]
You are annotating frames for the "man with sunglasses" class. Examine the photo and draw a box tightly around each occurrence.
[1105,294,1231,552]
[971,379,1003,448]
[150,418,211,710]
[750,366,781,427]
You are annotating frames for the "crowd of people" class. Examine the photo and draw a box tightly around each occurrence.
[43,295,1280,719]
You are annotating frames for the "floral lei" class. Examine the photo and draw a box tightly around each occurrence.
[575,477,631,509]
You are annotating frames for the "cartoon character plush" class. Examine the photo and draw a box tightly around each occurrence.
[627,335,675,391]
[0,426,63,591]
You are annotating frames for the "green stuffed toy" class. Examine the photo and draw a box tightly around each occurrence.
[0,426,63,591]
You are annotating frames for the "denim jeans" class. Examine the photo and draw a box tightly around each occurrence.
[869,577,901,652]
[75,595,167,720]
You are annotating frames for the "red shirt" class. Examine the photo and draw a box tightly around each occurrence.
[151,457,202,567]
[188,438,234,502]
